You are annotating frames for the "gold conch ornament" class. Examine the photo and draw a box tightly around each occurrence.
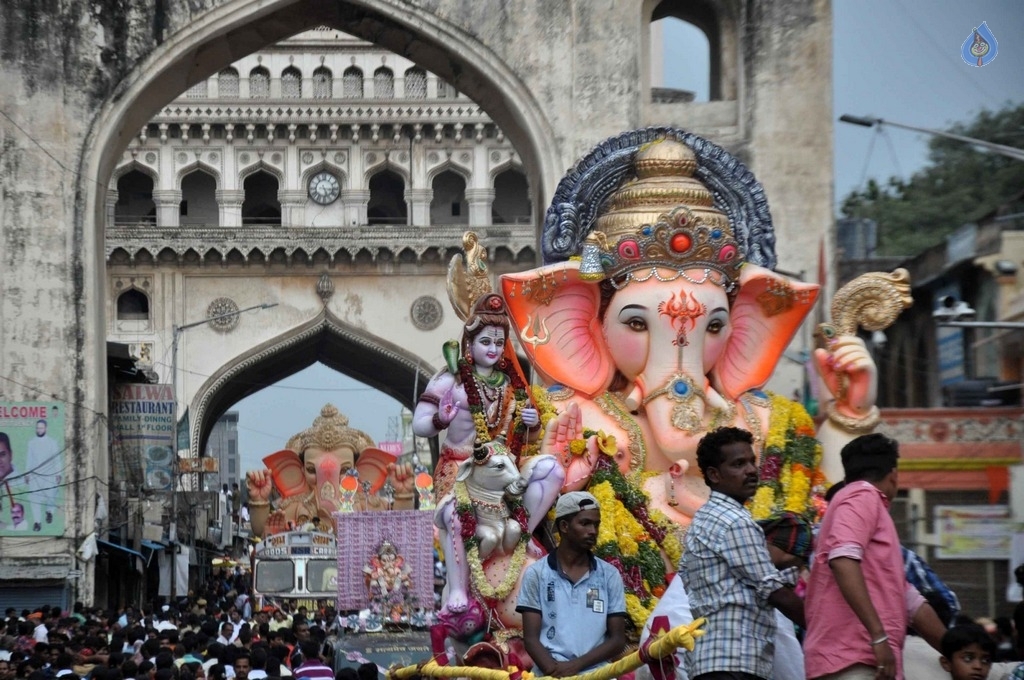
[826,268,913,337]
[447,231,493,322]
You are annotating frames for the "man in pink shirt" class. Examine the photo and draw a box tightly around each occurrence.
[804,434,945,680]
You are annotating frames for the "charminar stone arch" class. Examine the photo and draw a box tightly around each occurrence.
[0,0,831,604]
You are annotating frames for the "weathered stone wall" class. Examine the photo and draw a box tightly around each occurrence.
[0,0,831,602]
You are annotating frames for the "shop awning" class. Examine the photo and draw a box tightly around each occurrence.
[141,540,166,551]
[97,540,146,561]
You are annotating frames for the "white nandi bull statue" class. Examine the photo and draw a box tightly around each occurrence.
[431,440,561,662]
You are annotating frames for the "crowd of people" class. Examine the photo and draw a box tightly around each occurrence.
[0,578,382,680]
[7,430,1024,680]
[516,430,1024,680]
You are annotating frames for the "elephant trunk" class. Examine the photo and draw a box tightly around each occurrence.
[633,355,731,457]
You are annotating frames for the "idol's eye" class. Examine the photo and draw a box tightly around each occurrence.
[707,318,725,334]
[626,317,647,332]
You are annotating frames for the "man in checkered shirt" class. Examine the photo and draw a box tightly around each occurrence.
[680,427,805,680]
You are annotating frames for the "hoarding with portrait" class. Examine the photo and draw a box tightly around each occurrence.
[0,402,66,536]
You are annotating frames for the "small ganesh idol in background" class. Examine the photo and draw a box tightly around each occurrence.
[363,538,413,622]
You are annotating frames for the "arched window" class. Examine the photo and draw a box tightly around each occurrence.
[180,170,218,226]
[492,169,531,224]
[312,66,332,98]
[373,67,394,99]
[404,68,427,99]
[115,170,156,225]
[249,66,270,99]
[343,67,364,98]
[282,66,302,98]
[116,289,150,321]
[367,170,406,225]
[650,1,733,102]
[184,79,208,98]
[430,171,467,225]
[241,171,281,225]
[218,68,239,97]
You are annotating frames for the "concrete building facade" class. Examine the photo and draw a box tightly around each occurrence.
[0,0,834,603]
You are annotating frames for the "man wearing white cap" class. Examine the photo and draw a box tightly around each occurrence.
[516,491,626,677]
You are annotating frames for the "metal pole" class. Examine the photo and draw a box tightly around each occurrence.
[170,324,180,600]
[167,302,276,600]
[839,114,1024,163]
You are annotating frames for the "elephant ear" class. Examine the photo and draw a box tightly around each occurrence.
[711,264,820,401]
[501,262,615,398]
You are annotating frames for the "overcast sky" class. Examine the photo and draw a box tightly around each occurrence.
[231,0,1024,474]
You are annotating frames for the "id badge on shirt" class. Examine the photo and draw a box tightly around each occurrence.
[586,588,604,613]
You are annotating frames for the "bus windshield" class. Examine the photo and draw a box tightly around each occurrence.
[255,561,294,593]
[306,560,338,593]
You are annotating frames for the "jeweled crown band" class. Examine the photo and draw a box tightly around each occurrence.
[578,205,742,292]
[573,138,744,291]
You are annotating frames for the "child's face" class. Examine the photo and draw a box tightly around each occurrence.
[940,642,993,680]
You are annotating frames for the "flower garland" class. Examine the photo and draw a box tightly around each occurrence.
[748,392,829,522]
[579,454,681,632]
[459,357,530,459]
[519,386,559,459]
[453,480,530,603]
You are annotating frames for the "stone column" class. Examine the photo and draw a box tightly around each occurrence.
[342,189,370,226]
[216,190,245,227]
[106,190,119,228]
[152,189,182,228]
[465,188,495,227]
[405,188,432,227]
[278,190,307,227]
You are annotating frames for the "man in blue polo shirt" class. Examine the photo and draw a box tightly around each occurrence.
[516,491,627,677]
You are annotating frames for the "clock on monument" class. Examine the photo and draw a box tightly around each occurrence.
[308,171,340,205]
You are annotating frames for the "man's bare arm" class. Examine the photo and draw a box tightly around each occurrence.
[830,556,896,676]
[767,586,805,629]
[910,602,945,651]
[521,610,560,677]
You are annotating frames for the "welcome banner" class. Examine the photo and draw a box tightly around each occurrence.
[0,402,66,536]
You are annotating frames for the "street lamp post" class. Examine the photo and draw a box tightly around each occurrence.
[839,114,1024,163]
[168,302,277,599]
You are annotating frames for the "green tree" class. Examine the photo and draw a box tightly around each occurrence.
[840,104,1024,256]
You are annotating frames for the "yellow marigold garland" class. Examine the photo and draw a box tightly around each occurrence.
[749,392,828,522]
[624,593,650,631]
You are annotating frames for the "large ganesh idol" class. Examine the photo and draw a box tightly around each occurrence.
[246,404,416,537]
[502,129,885,527]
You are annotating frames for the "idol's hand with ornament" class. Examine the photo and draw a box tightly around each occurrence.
[813,334,877,420]
[437,388,460,427]
[520,406,539,429]
[539,402,599,491]
[814,333,881,484]
[387,461,416,510]
[246,468,273,503]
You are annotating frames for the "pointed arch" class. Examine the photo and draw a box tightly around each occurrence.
[300,160,348,192]
[363,157,410,186]
[187,308,435,455]
[111,159,159,187]
[238,159,285,185]
[176,160,222,188]
[426,158,471,185]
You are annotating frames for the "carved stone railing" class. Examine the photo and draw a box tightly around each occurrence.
[105,223,537,266]
[151,102,494,126]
